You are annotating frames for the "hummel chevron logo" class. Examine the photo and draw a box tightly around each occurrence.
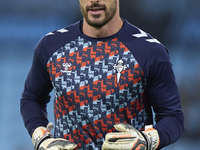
[132,29,148,38]
[46,28,69,36]
[61,63,72,73]
[132,29,160,44]
[57,28,69,33]
[113,59,127,84]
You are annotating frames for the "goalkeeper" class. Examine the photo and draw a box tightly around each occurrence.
[20,0,184,150]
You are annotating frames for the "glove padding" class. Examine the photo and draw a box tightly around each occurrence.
[32,122,77,150]
[102,123,159,150]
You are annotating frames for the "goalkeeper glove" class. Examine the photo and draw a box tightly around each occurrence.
[102,123,159,150]
[32,122,77,150]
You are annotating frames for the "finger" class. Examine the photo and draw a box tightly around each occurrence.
[46,146,60,150]
[132,139,146,150]
[105,132,138,142]
[102,141,136,150]
[114,123,136,132]
[47,139,77,149]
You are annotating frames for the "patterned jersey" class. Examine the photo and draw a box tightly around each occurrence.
[21,20,184,149]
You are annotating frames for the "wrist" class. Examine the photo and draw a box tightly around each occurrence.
[142,125,159,150]
[32,123,54,150]
[34,134,52,150]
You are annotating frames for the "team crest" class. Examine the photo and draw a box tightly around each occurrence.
[113,59,127,84]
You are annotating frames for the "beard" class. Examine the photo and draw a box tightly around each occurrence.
[80,0,117,28]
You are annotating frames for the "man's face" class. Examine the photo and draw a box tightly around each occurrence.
[79,0,118,28]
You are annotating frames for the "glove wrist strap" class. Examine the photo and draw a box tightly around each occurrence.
[142,128,159,150]
[32,123,54,150]
[34,135,51,150]
[139,131,150,150]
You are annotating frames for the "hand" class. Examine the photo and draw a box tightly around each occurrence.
[32,122,77,150]
[102,123,159,150]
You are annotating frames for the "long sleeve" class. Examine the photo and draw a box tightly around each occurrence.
[20,42,53,136]
[145,62,185,149]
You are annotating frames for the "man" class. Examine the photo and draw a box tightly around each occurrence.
[20,0,184,149]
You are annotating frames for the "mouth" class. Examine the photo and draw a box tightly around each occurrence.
[87,6,105,15]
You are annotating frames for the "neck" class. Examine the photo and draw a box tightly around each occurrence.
[82,17,123,38]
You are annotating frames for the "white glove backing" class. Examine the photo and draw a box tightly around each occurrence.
[102,123,159,150]
[32,122,77,150]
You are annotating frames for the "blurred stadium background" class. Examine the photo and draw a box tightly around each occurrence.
[0,0,200,149]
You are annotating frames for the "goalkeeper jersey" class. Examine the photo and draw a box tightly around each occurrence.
[21,20,184,149]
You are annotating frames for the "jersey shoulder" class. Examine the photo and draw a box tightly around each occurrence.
[118,20,170,70]
[119,20,166,52]
[34,21,81,63]
[42,21,81,50]
[46,21,81,38]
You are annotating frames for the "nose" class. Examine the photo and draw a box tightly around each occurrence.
[90,0,100,4]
